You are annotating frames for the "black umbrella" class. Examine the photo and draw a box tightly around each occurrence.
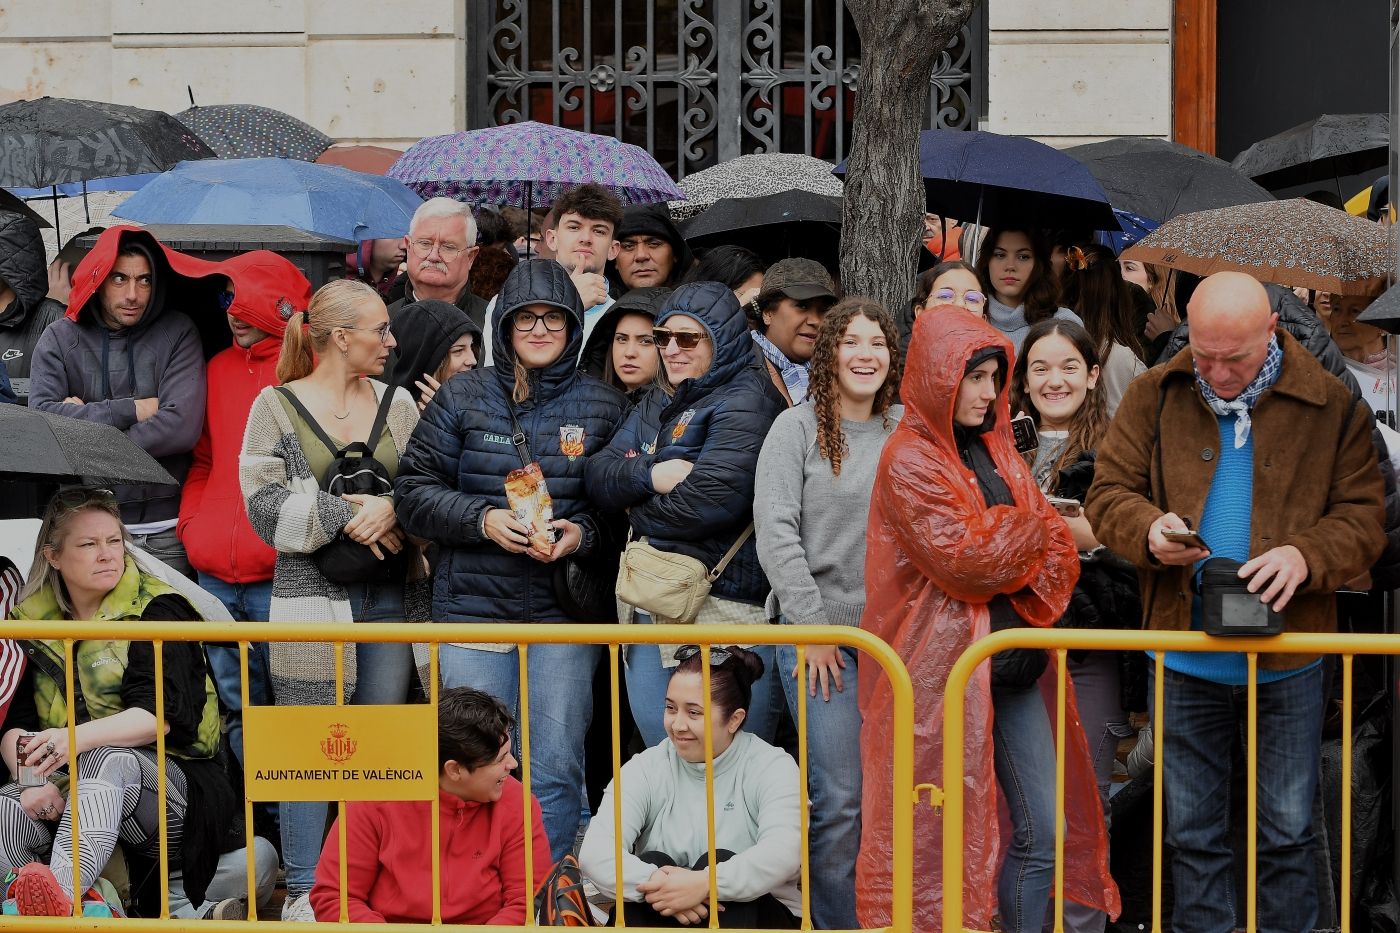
[176,102,333,162]
[0,97,215,190]
[1357,283,1400,335]
[0,190,50,229]
[682,191,843,268]
[0,406,176,485]
[1230,113,1389,192]
[1067,138,1274,222]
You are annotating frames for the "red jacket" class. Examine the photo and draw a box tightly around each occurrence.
[177,251,310,583]
[310,779,553,925]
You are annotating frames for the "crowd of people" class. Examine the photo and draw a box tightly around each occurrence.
[0,176,1392,933]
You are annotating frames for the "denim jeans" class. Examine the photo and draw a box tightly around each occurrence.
[624,612,781,749]
[439,641,601,861]
[280,582,415,896]
[777,639,861,930]
[129,527,192,578]
[1159,664,1324,933]
[992,683,1057,933]
[197,573,275,767]
[168,836,280,917]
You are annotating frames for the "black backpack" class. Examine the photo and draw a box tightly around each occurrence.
[275,385,407,585]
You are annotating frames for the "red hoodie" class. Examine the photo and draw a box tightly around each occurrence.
[310,778,553,925]
[177,252,311,583]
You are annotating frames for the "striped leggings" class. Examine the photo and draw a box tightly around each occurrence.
[0,746,187,898]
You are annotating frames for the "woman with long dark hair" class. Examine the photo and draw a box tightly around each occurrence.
[975,227,1081,354]
[754,297,902,929]
[1058,244,1147,414]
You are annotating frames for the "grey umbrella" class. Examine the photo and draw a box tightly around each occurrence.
[175,103,333,162]
[1357,282,1400,335]
[1067,138,1273,221]
[1231,113,1389,193]
[0,406,176,485]
[669,153,843,222]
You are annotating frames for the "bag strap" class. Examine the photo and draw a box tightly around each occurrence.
[274,383,397,456]
[504,401,534,470]
[707,523,755,583]
[17,639,89,725]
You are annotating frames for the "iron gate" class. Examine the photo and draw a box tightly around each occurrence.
[465,0,987,178]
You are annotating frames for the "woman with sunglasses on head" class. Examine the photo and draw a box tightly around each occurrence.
[752,297,901,930]
[239,278,422,922]
[975,227,1082,355]
[586,282,787,748]
[0,487,236,918]
[578,645,801,929]
[395,259,628,863]
[858,310,1116,933]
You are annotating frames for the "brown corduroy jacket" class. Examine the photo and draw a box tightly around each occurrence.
[1086,330,1385,670]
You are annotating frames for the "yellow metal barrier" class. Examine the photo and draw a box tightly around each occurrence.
[0,621,916,933]
[941,628,1392,933]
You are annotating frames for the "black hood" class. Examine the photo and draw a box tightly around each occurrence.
[386,299,482,394]
[491,258,586,402]
[0,210,49,329]
[578,286,672,380]
[606,204,695,291]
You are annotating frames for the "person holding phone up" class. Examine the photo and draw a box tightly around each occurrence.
[1087,272,1385,933]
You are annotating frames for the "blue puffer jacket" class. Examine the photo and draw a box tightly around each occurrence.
[585,281,785,605]
[394,259,628,622]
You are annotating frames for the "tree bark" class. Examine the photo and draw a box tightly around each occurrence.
[841,1,977,315]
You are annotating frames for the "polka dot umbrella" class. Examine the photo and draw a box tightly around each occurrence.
[668,152,844,222]
[1121,197,1392,296]
[175,104,333,162]
[388,121,683,211]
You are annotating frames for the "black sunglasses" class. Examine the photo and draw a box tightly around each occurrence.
[652,328,710,350]
[673,645,733,666]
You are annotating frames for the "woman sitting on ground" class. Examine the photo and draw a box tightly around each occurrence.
[578,645,801,929]
[0,487,235,917]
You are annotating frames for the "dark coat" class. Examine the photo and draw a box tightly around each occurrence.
[394,259,627,623]
[585,281,786,605]
[1088,330,1386,670]
[0,210,65,400]
[385,299,482,396]
[386,281,490,335]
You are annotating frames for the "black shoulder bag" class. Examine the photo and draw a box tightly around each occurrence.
[275,385,407,585]
[504,403,619,623]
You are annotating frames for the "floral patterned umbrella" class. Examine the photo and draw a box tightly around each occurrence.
[1121,198,1391,296]
[176,104,333,162]
[668,152,843,222]
[387,121,683,209]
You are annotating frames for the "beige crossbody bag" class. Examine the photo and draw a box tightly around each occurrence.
[615,525,754,623]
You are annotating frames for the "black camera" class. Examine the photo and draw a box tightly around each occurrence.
[1197,557,1283,636]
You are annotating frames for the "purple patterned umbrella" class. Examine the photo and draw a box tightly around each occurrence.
[387,121,683,209]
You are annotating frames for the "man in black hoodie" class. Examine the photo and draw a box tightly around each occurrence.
[608,204,694,293]
[0,210,66,404]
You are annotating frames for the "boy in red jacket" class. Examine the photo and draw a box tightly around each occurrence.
[310,688,553,924]
[175,251,311,766]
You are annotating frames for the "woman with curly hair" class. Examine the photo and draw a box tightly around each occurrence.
[753,297,902,929]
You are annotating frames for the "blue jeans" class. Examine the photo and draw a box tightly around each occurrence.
[197,573,275,767]
[992,684,1056,933]
[624,612,781,748]
[777,638,861,930]
[1159,664,1324,933]
[439,641,600,861]
[281,582,415,896]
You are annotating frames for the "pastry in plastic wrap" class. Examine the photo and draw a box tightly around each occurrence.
[505,462,555,552]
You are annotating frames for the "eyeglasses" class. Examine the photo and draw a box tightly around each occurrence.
[511,309,569,332]
[409,238,470,261]
[673,645,733,666]
[652,328,710,350]
[933,288,987,307]
[341,323,393,344]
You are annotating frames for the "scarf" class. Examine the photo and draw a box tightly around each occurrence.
[751,331,810,404]
[1194,336,1283,449]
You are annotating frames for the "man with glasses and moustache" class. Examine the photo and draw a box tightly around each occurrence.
[386,198,488,330]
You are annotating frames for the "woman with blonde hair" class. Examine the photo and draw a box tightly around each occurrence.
[754,296,902,929]
[239,278,423,922]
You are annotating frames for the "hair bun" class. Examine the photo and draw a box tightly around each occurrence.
[721,645,765,687]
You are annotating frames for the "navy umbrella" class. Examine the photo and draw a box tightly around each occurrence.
[1067,137,1274,222]
[834,129,1119,235]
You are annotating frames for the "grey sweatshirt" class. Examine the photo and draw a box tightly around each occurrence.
[986,297,1082,356]
[754,402,902,627]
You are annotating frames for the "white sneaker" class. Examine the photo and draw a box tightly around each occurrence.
[281,893,317,922]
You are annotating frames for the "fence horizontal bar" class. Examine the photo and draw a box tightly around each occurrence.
[0,920,890,933]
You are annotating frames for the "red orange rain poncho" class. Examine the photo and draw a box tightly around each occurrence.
[857,309,1119,932]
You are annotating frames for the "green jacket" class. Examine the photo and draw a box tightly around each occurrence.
[11,558,222,759]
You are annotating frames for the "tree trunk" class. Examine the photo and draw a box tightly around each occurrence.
[841,1,977,315]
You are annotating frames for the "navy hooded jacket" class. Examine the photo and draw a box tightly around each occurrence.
[394,259,628,623]
[585,281,785,605]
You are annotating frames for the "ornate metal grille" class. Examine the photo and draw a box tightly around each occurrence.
[465,0,987,179]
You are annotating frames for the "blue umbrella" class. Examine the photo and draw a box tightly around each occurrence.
[113,157,424,240]
[834,129,1120,235]
[1095,209,1160,256]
